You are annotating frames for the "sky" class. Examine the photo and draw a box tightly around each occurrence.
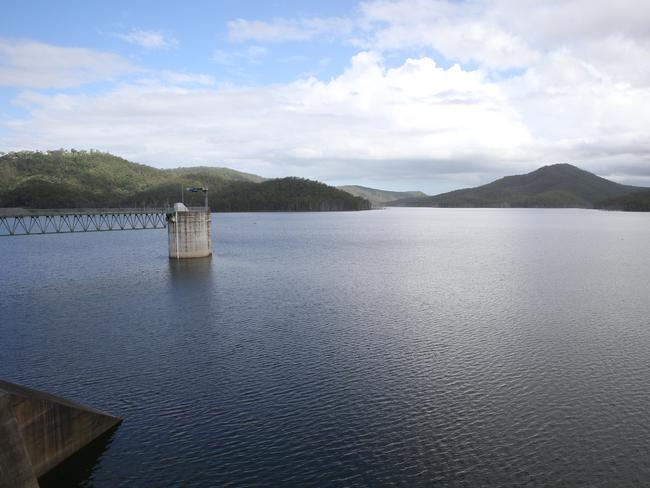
[1,0,649,194]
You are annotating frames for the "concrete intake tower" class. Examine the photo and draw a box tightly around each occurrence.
[167,203,212,259]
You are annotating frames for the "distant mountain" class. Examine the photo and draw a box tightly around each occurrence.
[389,164,642,209]
[0,150,370,211]
[338,185,426,207]
[596,189,650,211]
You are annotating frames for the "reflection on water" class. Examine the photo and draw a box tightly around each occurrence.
[39,427,119,488]
[2,209,650,487]
[168,256,213,284]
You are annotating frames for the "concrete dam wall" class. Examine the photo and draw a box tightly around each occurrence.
[0,380,121,488]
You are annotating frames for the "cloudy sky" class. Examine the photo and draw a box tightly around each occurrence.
[1,0,649,193]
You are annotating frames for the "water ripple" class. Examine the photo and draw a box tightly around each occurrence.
[2,209,650,486]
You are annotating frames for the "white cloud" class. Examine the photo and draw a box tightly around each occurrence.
[0,39,135,88]
[0,52,534,185]
[4,44,649,189]
[358,0,539,69]
[358,0,650,77]
[143,71,215,86]
[3,1,650,191]
[491,0,650,46]
[213,45,268,65]
[116,30,178,49]
[228,17,353,43]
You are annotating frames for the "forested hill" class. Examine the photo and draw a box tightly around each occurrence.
[388,164,642,209]
[0,150,370,211]
[212,178,371,211]
[168,166,266,184]
[337,185,427,207]
[596,189,650,211]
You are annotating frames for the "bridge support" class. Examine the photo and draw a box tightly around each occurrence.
[167,209,212,259]
[0,379,121,488]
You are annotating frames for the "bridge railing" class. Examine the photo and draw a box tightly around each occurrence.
[0,208,170,236]
[0,207,171,217]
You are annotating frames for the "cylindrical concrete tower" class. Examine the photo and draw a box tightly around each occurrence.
[167,209,212,259]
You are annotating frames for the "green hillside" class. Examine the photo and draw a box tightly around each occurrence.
[167,166,266,183]
[132,166,266,208]
[596,189,650,211]
[338,185,426,207]
[212,178,370,211]
[0,150,169,207]
[389,164,642,208]
[0,150,370,211]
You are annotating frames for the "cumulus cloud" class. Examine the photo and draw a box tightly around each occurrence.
[3,45,650,190]
[358,0,539,69]
[0,39,135,88]
[0,53,533,185]
[358,0,650,76]
[2,0,650,191]
[116,30,178,49]
[490,0,650,46]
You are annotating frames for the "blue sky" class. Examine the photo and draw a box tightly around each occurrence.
[1,1,360,83]
[2,0,650,193]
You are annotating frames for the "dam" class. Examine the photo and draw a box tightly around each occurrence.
[0,191,212,485]
[0,196,212,259]
[0,380,122,488]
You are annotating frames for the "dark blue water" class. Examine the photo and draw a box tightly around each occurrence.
[2,208,650,487]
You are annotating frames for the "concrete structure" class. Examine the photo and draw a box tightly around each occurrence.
[0,379,122,488]
[167,209,212,259]
[0,205,214,260]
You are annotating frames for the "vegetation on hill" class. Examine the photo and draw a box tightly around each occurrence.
[0,149,169,207]
[337,185,426,207]
[596,189,650,211]
[167,166,266,184]
[0,150,370,211]
[389,164,642,209]
[212,178,370,211]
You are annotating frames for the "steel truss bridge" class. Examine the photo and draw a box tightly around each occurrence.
[0,208,170,236]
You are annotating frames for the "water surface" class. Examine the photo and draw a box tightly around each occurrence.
[2,208,650,487]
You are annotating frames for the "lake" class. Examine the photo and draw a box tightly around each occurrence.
[2,208,650,487]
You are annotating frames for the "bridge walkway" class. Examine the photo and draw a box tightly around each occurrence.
[0,208,171,236]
